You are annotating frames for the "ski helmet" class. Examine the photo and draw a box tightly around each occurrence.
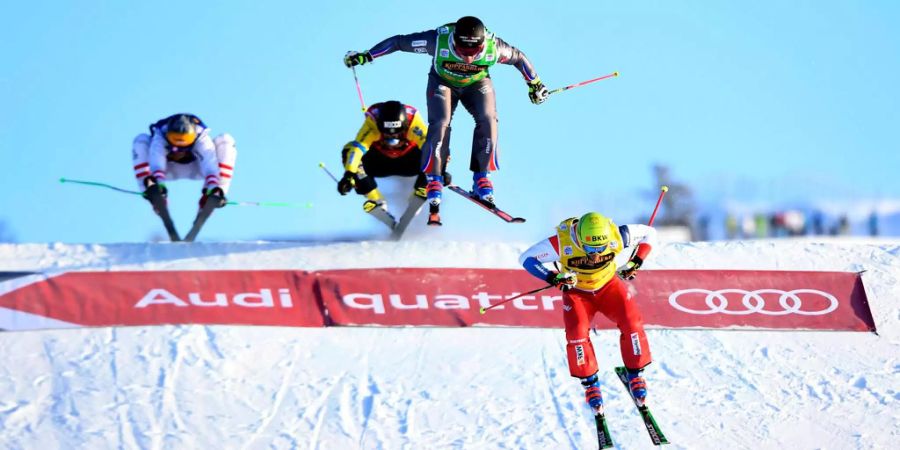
[376,101,408,146]
[577,212,612,254]
[453,16,486,57]
[164,114,197,147]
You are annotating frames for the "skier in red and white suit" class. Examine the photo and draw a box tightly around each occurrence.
[132,113,237,209]
[519,211,657,415]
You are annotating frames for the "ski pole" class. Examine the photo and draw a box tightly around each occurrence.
[548,71,619,96]
[222,200,312,208]
[648,185,669,226]
[352,66,366,112]
[59,178,312,208]
[479,284,555,314]
[60,177,142,195]
[318,162,340,183]
[621,185,669,263]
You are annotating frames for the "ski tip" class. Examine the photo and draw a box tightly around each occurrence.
[511,218,527,223]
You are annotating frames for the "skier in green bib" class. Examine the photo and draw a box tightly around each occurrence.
[344,16,547,215]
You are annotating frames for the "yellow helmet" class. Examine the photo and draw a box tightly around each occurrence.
[576,212,612,254]
[164,114,198,147]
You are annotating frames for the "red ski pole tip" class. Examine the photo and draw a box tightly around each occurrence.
[479,307,486,314]
[613,71,619,77]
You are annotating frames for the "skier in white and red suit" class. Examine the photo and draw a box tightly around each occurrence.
[518,211,658,415]
[132,113,237,210]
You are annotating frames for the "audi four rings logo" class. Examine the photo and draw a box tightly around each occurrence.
[668,289,839,316]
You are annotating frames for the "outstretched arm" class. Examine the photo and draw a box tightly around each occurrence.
[147,131,169,182]
[520,236,578,290]
[495,37,548,104]
[620,224,658,258]
[495,37,539,82]
[369,30,437,58]
[617,224,658,280]
[518,236,560,281]
[342,117,379,173]
[192,131,220,191]
[345,30,437,67]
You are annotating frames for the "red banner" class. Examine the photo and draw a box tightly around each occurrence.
[316,268,557,327]
[0,271,323,328]
[0,269,875,332]
[316,269,874,331]
[631,270,872,331]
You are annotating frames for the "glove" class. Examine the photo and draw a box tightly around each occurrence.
[546,270,577,291]
[618,256,644,281]
[344,51,373,68]
[528,78,549,105]
[200,187,227,209]
[142,175,167,199]
[337,171,356,195]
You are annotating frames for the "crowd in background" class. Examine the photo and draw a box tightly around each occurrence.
[693,210,881,241]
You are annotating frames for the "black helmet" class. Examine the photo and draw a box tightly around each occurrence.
[453,16,486,57]
[376,101,408,144]
[164,114,197,147]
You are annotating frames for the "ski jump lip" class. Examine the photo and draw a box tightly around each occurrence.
[0,271,46,297]
[0,272,38,284]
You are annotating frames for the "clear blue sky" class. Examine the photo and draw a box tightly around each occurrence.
[1,1,898,243]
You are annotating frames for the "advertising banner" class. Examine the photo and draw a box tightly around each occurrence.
[0,269,875,332]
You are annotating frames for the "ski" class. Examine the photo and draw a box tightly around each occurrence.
[144,184,180,241]
[183,195,222,242]
[364,200,397,230]
[445,185,526,223]
[427,203,442,226]
[614,366,669,446]
[594,413,615,449]
[391,194,427,240]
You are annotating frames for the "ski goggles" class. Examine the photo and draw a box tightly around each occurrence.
[582,242,609,255]
[381,129,404,145]
[165,130,197,147]
[456,44,483,57]
[453,36,484,57]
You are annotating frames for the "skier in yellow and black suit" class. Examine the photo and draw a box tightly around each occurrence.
[338,100,450,220]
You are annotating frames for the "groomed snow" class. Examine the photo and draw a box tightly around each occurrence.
[0,239,898,449]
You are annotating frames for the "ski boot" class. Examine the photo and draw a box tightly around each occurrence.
[142,177,167,215]
[425,175,443,226]
[412,173,428,199]
[141,176,180,241]
[581,373,604,416]
[624,368,647,406]
[425,175,443,206]
[362,190,396,229]
[472,172,494,205]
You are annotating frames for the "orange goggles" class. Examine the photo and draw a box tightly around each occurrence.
[165,131,197,147]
